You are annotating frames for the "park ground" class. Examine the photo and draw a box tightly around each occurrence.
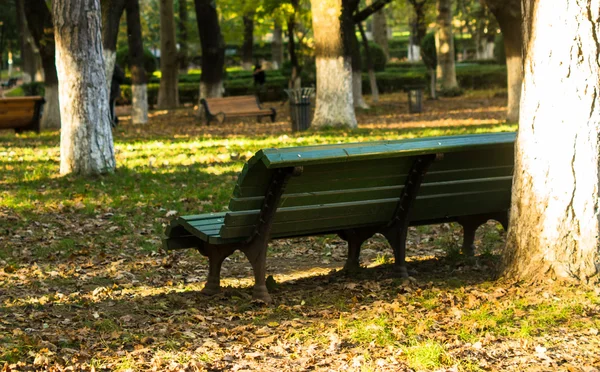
[1,91,599,371]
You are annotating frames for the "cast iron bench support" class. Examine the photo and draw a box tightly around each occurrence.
[339,154,438,276]
[196,166,303,303]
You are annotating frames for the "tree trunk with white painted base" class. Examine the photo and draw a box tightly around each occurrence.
[435,0,458,90]
[157,0,179,109]
[195,0,225,101]
[503,0,600,284]
[272,22,284,69]
[484,0,522,123]
[101,0,126,92]
[23,0,60,129]
[310,0,356,129]
[358,21,379,103]
[126,0,148,124]
[53,0,115,175]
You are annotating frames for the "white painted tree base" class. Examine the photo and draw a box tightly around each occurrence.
[132,84,148,124]
[41,84,61,129]
[352,71,369,109]
[312,57,357,129]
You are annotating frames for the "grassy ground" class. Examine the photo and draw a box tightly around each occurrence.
[1,92,599,371]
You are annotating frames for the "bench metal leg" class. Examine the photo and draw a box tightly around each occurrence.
[382,226,410,277]
[383,154,438,276]
[339,227,377,272]
[200,245,236,295]
[458,219,480,256]
[242,242,271,303]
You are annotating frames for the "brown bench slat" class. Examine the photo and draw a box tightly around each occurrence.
[200,95,276,125]
[0,96,45,133]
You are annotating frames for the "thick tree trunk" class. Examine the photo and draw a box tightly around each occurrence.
[371,6,388,58]
[101,0,126,92]
[178,0,189,72]
[23,0,60,129]
[435,0,458,90]
[242,12,254,70]
[157,0,179,109]
[484,0,522,123]
[272,22,284,70]
[16,0,43,83]
[126,0,148,124]
[311,0,357,129]
[53,0,115,175]
[195,0,225,106]
[504,0,600,283]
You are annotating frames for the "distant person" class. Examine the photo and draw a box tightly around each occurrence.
[253,62,266,87]
[109,64,125,128]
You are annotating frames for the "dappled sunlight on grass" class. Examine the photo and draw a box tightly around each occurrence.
[3,91,598,370]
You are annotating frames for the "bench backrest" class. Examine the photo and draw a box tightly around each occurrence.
[203,96,262,114]
[0,96,44,129]
[218,132,515,239]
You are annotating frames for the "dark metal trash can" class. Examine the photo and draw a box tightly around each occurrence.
[406,85,424,114]
[285,88,314,132]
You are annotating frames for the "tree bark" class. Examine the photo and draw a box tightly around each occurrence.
[178,0,189,72]
[408,0,428,62]
[484,0,522,123]
[371,3,388,58]
[311,0,357,129]
[504,0,600,284]
[53,0,115,175]
[157,0,179,108]
[126,0,148,124]
[358,21,378,103]
[23,0,60,129]
[435,0,458,90]
[287,1,301,88]
[344,0,368,109]
[195,0,225,100]
[101,0,126,92]
[272,22,284,70]
[242,12,254,70]
[16,0,43,83]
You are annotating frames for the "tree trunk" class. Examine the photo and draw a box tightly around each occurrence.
[358,21,378,103]
[272,22,284,70]
[178,0,189,72]
[408,0,427,62]
[371,3,388,58]
[195,0,225,103]
[16,0,43,83]
[343,0,368,109]
[503,0,600,284]
[435,0,458,90]
[157,0,179,109]
[126,0,148,124]
[101,0,126,92]
[484,0,522,123]
[53,0,115,175]
[310,0,357,129]
[242,12,254,70]
[287,6,301,88]
[23,0,60,129]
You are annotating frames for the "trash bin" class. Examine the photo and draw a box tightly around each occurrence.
[406,85,424,114]
[285,88,314,132]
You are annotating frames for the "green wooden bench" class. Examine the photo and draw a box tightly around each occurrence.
[164,132,515,303]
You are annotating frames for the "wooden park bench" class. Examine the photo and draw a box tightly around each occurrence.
[200,95,276,125]
[163,132,515,303]
[0,96,45,133]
